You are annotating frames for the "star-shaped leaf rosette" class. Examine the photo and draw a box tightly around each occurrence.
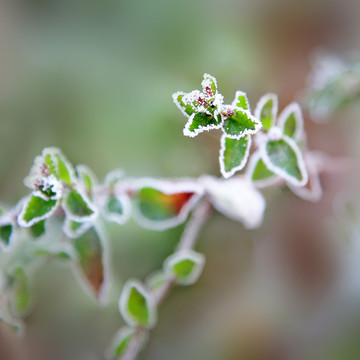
[173,73,262,178]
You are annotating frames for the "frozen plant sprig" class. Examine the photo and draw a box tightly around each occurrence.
[0,73,341,360]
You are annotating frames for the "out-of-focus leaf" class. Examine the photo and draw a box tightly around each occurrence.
[73,227,110,304]
[18,195,58,227]
[119,280,157,328]
[164,250,205,285]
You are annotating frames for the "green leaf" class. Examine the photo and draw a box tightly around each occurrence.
[43,147,74,185]
[172,92,196,117]
[0,224,13,246]
[232,90,250,111]
[262,137,308,186]
[29,220,46,238]
[73,227,109,303]
[119,280,157,328]
[133,180,202,230]
[222,107,261,139]
[278,103,304,140]
[18,195,58,227]
[76,165,97,195]
[106,327,148,359]
[11,268,32,316]
[247,151,277,185]
[63,189,97,222]
[103,194,130,225]
[183,112,222,137]
[164,250,205,285]
[255,93,278,131]
[63,217,92,239]
[219,134,251,178]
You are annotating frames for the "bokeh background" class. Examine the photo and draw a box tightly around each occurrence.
[1,0,360,359]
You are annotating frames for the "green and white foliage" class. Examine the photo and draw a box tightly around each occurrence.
[101,169,131,225]
[305,53,360,122]
[132,178,204,230]
[201,176,266,229]
[173,74,262,178]
[119,280,157,329]
[72,225,111,305]
[164,250,205,285]
[105,326,148,360]
[251,94,308,187]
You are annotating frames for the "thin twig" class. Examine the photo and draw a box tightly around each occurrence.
[121,200,212,360]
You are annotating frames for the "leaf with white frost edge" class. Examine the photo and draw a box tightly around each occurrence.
[0,208,15,251]
[72,225,111,305]
[105,326,148,360]
[132,179,204,230]
[232,90,251,111]
[76,164,98,196]
[246,150,279,188]
[260,130,308,187]
[288,152,323,202]
[219,134,251,178]
[63,216,93,239]
[63,188,98,223]
[104,168,125,188]
[119,280,157,329]
[183,112,222,137]
[18,195,59,227]
[102,194,131,225]
[255,93,278,132]
[277,102,304,141]
[164,250,205,286]
[221,106,261,140]
[200,176,266,229]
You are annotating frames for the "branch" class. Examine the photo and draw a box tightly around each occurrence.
[121,200,212,360]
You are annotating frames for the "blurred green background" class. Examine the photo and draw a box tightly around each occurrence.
[1,0,360,359]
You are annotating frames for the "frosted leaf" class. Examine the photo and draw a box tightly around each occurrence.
[0,206,15,251]
[132,178,204,230]
[72,225,111,305]
[76,165,98,196]
[104,169,125,188]
[254,93,278,132]
[62,188,98,223]
[219,134,251,178]
[246,150,279,188]
[173,73,224,137]
[277,102,304,141]
[164,250,205,286]
[63,217,93,239]
[105,326,148,360]
[221,105,262,139]
[260,135,308,186]
[288,152,323,202]
[201,176,266,229]
[31,238,76,261]
[119,279,157,328]
[18,195,59,227]
[183,111,222,137]
[231,90,251,111]
[201,73,218,99]
[102,194,131,225]
[172,91,196,118]
[23,147,74,200]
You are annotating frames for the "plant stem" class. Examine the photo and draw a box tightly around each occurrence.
[121,200,212,360]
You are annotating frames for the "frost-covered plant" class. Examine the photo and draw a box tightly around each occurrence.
[305,53,360,122]
[0,73,329,359]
